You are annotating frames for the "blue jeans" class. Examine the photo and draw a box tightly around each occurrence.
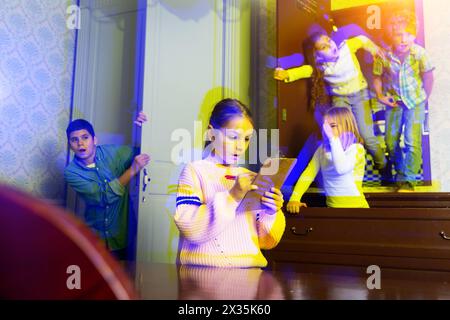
[331,89,386,170]
[384,101,425,185]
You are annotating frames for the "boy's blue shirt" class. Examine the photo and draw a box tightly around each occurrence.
[64,144,138,250]
[373,43,434,109]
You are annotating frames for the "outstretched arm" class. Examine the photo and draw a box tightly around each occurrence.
[274,65,314,83]
[347,35,385,60]
[65,146,149,206]
[286,148,321,214]
[118,153,150,187]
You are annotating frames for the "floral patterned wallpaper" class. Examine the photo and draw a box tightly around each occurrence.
[0,0,76,201]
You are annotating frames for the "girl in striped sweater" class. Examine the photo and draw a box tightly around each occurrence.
[174,99,286,268]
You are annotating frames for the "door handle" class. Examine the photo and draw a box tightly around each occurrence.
[291,226,313,236]
[440,231,450,240]
[142,168,151,192]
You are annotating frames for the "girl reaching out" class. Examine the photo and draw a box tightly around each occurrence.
[174,98,286,268]
[287,107,369,213]
[274,31,387,172]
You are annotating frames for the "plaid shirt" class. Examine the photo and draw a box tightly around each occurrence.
[373,44,434,109]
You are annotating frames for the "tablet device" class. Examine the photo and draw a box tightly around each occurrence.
[237,157,297,213]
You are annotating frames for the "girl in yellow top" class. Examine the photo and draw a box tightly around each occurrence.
[287,107,369,213]
[275,31,386,171]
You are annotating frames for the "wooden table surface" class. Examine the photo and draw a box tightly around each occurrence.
[124,262,450,300]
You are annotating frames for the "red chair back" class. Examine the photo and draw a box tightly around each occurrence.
[0,184,138,300]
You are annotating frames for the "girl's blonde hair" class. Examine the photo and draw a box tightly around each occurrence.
[323,107,364,151]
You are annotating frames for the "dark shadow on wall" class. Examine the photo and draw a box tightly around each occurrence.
[155,0,249,22]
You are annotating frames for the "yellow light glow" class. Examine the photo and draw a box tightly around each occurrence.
[331,0,388,11]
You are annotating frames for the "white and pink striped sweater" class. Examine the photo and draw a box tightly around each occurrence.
[174,156,286,268]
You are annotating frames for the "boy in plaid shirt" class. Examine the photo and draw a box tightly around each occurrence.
[373,10,434,192]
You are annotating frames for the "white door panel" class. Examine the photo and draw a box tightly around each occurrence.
[137,194,179,263]
[144,162,183,195]
[137,0,250,263]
